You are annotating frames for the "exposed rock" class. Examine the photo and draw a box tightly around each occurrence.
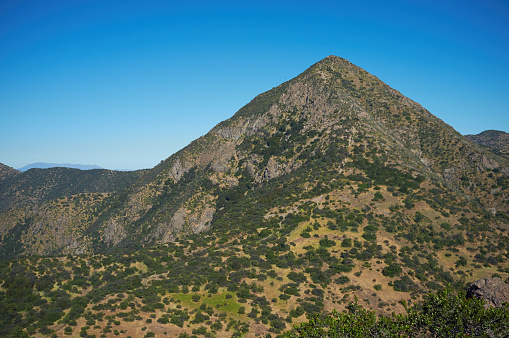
[262,157,282,181]
[64,237,91,255]
[151,207,187,243]
[168,159,190,182]
[145,201,216,244]
[104,219,126,245]
[442,167,458,186]
[469,153,499,172]
[466,277,509,308]
[190,206,215,234]
[209,141,237,173]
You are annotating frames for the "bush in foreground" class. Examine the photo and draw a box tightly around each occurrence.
[283,288,509,337]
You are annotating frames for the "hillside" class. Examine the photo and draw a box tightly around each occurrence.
[0,55,508,337]
[0,167,147,212]
[0,167,147,259]
[466,130,509,160]
[0,163,20,182]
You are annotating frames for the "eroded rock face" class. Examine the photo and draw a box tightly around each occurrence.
[169,159,190,182]
[263,157,282,181]
[148,207,187,243]
[104,219,126,245]
[466,277,509,308]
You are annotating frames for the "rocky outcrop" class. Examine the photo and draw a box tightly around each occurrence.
[168,159,191,182]
[262,157,282,181]
[148,207,187,243]
[145,200,214,244]
[104,219,127,245]
[189,206,215,234]
[466,277,509,308]
[469,153,499,172]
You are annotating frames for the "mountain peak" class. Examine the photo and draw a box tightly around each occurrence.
[318,54,344,63]
[311,55,361,71]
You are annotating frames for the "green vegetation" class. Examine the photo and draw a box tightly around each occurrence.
[284,288,509,337]
[0,167,146,212]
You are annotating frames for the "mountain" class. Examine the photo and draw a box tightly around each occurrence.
[2,54,508,258]
[17,162,104,171]
[0,56,508,337]
[0,166,148,259]
[0,163,20,182]
[0,166,148,212]
[466,130,509,160]
[47,55,506,255]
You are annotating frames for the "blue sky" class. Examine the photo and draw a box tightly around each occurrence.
[1,0,508,170]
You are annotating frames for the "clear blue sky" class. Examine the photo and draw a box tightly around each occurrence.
[1,0,508,170]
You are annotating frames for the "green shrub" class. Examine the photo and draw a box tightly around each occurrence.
[282,288,509,337]
[341,238,352,247]
[382,264,402,277]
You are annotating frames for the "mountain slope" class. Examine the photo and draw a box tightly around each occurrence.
[0,167,148,259]
[466,130,509,160]
[83,55,507,252]
[0,167,147,212]
[0,163,20,183]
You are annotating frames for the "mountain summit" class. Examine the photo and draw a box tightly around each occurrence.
[1,55,507,257]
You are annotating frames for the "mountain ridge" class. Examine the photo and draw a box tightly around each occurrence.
[17,162,104,172]
[466,130,509,160]
[0,163,20,182]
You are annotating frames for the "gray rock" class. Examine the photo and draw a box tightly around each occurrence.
[466,277,509,308]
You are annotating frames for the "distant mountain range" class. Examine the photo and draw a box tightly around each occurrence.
[17,162,104,172]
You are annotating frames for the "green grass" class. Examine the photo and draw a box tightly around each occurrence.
[170,291,243,315]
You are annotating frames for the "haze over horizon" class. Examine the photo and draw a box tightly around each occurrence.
[1,0,508,171]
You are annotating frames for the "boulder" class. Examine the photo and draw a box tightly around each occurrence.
[466,277,509,308]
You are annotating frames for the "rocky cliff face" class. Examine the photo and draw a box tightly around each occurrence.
[1,56,508,258]
[467,277,509,308]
